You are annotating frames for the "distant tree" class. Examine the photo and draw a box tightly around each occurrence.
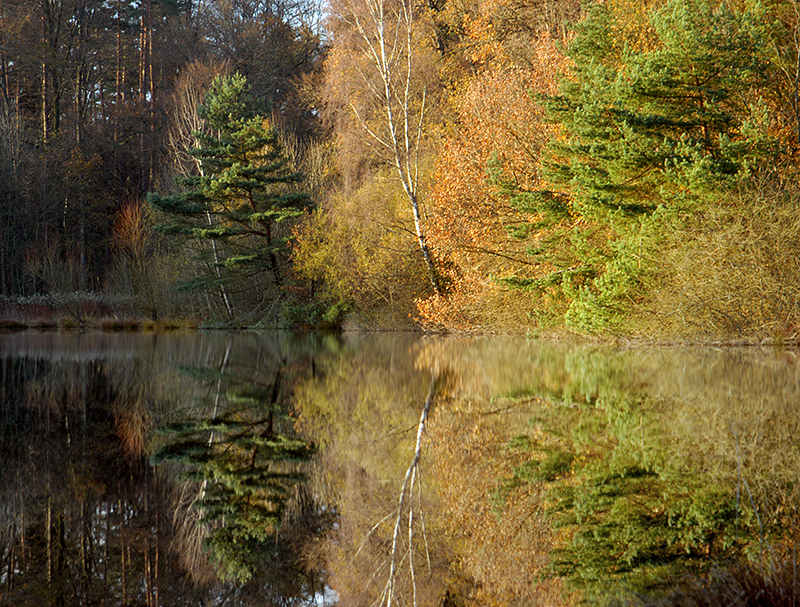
[149,73,311,310]
[195,0,325,139]
[165,59,232,180]
[0,0,202,296]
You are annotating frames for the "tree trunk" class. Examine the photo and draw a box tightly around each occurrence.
[41,55,48,142]
[406,185,441,296]
[115,16,122,141]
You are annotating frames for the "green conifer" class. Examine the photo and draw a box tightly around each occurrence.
[149,73,310,295]
[503,0,777,332]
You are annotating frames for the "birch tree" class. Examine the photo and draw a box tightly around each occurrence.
[327,0,443,295]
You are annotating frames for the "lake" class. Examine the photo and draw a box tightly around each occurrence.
[1,330,798,606]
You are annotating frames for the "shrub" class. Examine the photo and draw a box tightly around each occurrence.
[615,558,800,607]
[637,171,800,341]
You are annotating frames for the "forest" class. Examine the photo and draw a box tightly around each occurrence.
[2,0,800,338]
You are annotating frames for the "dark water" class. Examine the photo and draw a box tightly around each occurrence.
[1,331,798,606]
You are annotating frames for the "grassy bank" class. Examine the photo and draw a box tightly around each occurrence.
[0,293,198,332]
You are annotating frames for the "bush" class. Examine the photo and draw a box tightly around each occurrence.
[638,171,800,341]
[615,558,800,607]
[292,172,432,322]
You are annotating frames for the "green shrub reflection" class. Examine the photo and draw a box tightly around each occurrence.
[421,340,800,605]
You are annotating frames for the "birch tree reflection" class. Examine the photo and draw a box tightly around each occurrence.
[297,356,450,606]
[373,375,437,607]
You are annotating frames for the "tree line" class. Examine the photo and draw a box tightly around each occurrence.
[301,0,800,337]
[0,0,322,305]
[4,0,800,337]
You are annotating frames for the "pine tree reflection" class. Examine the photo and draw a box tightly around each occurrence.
[0,332,333,607]
[151,339,331,602]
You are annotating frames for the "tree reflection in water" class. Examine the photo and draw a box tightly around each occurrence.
[3,332,800,607]
[152,339,325,591]
[0,331,333,607]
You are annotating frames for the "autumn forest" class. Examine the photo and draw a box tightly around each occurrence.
[2,0,800,338]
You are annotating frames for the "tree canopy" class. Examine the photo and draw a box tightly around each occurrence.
[498,0,781,332]
[5,0,800,337]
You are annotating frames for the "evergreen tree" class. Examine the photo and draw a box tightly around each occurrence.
[152,398,316,582]
[502,0,777,331]
[149,73,311,301]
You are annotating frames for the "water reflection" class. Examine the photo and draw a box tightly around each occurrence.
[416,340,800,605]
[0,331,331,606]
[1,332,179,606]
[151,338,324,591]
[0,332,798,606]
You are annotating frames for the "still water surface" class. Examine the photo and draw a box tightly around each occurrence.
[1,331,798,606]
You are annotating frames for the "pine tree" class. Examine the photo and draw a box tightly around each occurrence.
[502,0,777,332]
[152,410,315,581]
[149,73,311,300]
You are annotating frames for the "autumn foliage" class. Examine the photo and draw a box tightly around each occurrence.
[7,0,800,336]
[420,0,800,337]
[418,0,574,331]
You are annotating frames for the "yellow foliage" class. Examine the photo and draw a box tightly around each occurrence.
[607,0,662,54]
[293,170,431,318]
